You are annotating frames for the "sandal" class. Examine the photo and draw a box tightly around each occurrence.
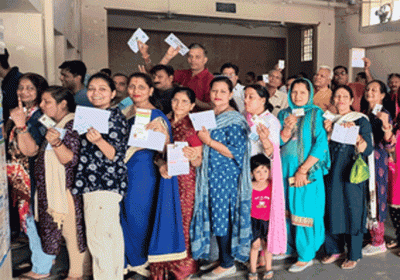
[321,253,342,265]
[248,272,258,280]
[387,240,398,249]
[263,270,274,279]
[341,259,359,270]
[18,271,51,279]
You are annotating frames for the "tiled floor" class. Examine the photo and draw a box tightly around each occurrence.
[11,219,400,279]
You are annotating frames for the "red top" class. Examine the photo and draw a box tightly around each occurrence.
[348,82,365,112]
[174,68,214,103]
[251,181,272,221]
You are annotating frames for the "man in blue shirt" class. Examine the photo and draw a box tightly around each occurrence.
[59,60,92,107]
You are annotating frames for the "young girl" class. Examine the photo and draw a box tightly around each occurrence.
[72,72,128,280]
[249,154,273,280]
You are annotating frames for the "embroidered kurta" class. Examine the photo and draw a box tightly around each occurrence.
[368,109,392,222]
[278,78,330,262]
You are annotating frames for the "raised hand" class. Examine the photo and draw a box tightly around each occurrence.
[138,40,149,58]
[45,128,61,146]
[324,119,333,133]
[10,96,27,127]
[363,57,371,69]
[86,127,103,144]
[284,114,298,130]
[376,111,390,128]
[182,146,198,160]
[198,126,212,145]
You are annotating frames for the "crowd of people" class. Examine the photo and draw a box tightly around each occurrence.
[1,40,400,280]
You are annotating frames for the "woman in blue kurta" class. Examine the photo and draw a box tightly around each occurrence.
[191,76,252,280]
[278,78,330,273]
[120,73,186,278]
[322,85,373,269]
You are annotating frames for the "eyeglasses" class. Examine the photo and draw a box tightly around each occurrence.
[17,86,36,91]
[171,99,191,106]
[334,71,347,76]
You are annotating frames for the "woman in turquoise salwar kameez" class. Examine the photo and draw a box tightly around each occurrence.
[277,78,330,273]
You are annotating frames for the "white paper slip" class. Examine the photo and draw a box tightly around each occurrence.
[128,129,166,151]
[331,123,360,145]
[292,108,305,117]
[167,142,189,176]
[46,128,67,150]
[73,106,111,135]
[189,110,217,131]
[278,60,285,69]
[262,74,269,83]
[135,108,152,126]
[164,33,189,56]
[129,125,149,141]
[39,114,56,128]
[127,28,149,53]
[372,104,383,115]
[323,110,336,121]
[351,48,365,68]
[252,115,271,128]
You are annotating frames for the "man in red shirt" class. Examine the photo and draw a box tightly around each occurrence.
[332,65,365,112]
[160,43,214,110]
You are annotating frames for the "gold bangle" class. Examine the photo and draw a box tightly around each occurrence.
[382,124,393,132]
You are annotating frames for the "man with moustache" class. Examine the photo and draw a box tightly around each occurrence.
[150,64,176,115]
[160,43,214,110]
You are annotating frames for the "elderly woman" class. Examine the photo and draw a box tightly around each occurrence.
[120,73,186,279]
[191,76,252,280]
[360,80,394,256]
[34,86,89,280]
[322,85,373,269]
[278,78,330,273]
[6,73,52,279]
[152,87,203,279]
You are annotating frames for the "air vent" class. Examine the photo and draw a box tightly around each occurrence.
[216,3,236,13]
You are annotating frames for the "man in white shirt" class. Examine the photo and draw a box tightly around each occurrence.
[266,69,288,117]
[220,63,245,113]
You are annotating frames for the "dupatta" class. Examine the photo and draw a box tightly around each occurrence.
[246,112,287,254]
[190,110,252,262]
[329,111,378,228]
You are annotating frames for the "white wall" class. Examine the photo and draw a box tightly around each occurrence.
[0,12,45,75]
[335,9,400,82]
[82,0,337,75]
[53,0,81,51]
[0,0,83,84]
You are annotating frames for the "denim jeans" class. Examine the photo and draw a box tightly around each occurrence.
[26,215,56,274]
